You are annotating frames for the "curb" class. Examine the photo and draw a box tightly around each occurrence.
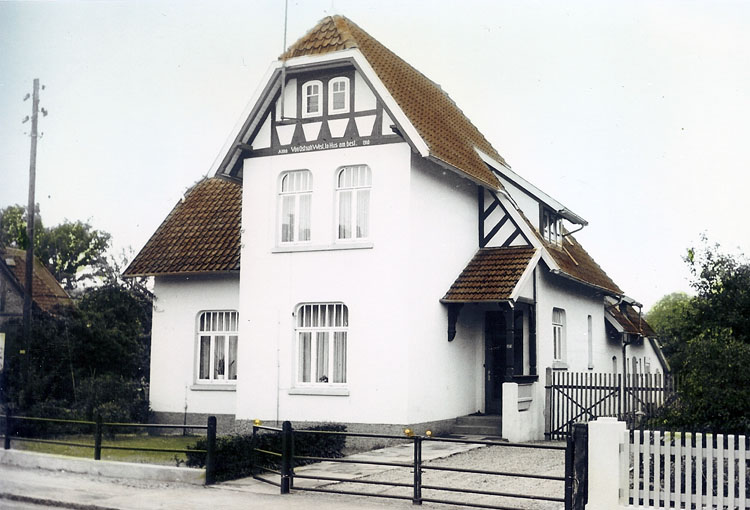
[0,492,121,510]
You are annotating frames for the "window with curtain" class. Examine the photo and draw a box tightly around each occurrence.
[296,303,348,385]
[552,308,566,363]
[328,77,350,114]
[279,170,312,243]
[197,310,238,383]
[336,165,371,241]
[302,80,322,118]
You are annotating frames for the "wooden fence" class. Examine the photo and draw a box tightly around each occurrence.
[622,429,750,509]
[545,370,674,439]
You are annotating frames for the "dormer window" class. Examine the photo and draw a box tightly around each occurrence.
[541,208,562,246]
[328,77,350,114]
[302,80,322,118]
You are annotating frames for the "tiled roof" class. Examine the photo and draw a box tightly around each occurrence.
[607,303,657,337]
[1,247,72,313]
[281,15,505,190]
[442,247,536,302]
[545,234,623,296]
[123,178,241,277]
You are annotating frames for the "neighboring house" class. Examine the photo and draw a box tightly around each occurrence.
[124,16,666,439]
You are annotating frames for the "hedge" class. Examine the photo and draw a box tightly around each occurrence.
[186,423,346,482]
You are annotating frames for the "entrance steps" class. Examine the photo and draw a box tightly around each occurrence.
[450,414,502,437]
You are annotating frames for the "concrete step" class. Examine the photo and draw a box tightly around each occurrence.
[451,424,503,436]
[451,415,502,437]
[455,415,502,427]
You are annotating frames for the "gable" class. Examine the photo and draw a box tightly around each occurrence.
[213,15,505,191]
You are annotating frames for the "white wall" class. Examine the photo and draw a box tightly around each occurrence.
[405,155,483,423]
[237,142,416,424]
[150,275,239,415]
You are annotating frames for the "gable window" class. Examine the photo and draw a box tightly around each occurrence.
[552,308,566,366]
[296,303,348,385]
[302,80,322,118]
[328,77,350,114]
[541,208,562,246]
[337,165,371,240]
[279,170,312,243]
[197,311,238,383]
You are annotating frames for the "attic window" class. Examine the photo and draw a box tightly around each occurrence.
[302,80,322,118]
[328,77,350,114]
[541,208,562,246]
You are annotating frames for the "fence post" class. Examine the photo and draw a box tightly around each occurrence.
[205,416,217,485]
[94,414,102,461]
[544,367,552,440]
[571,422,589,510]
[4,409,12,450]
[565,434,574,510]
[587,417,626,510]
[250,424,257,476]
[412,435,422,505]
[280,420,292,494]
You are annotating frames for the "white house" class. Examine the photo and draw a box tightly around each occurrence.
[124,15,666,439]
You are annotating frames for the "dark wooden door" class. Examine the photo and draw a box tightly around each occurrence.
[485,311,506,415]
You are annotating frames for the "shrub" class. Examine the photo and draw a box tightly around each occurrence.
[186,423,346,482]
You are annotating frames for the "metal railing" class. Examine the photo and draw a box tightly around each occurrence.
[1,412,218,484]
[251,421,576,509]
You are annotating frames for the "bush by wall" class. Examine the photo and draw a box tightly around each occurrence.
[186,423,346,482]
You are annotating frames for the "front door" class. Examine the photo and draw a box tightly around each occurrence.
[485,311,506,414]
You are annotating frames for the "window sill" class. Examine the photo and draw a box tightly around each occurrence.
[288,387,350,396]
[190,383,237,392]
[273,242,373,254]
[552,361,568,371]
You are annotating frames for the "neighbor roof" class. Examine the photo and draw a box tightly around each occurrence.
[442,247,537,302]
[1,247,72,313]
[123,177,241,277]
[281,15,505,190]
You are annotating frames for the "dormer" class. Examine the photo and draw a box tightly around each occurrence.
[540,206,562,246]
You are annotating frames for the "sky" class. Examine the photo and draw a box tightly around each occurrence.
[1,0,749,311]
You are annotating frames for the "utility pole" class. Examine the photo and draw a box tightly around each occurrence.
[22,78,44,376]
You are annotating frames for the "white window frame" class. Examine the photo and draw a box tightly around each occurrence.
[294,303,348,387]
[552,308,566,367]
[328,77,350,115]
[587,314,594,370]
[301,80,323,118]
[196,310,239,384]
[336,165,372,241]
[542,209,562,246]
[278,170,312,244]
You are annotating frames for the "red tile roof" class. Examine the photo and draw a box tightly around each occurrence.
[1,247,72,313]
[442,247,537,302]
[281,15,506,190]
[607,303,656,337]
[545,234,623,296]
[123,178,241,277]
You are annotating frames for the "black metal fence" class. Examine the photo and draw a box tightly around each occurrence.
[1,411,218,484]
[251,421,580,509]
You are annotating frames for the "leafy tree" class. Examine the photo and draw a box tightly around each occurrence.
[0,204,111,291]
[649,237,750,434]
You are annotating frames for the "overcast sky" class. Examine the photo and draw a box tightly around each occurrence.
[1,0,749,310]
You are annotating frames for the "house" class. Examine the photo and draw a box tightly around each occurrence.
[0,247,73,371]
[124,15,666,439]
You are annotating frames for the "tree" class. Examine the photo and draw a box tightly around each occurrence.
[0,204,111,291]
[649,237,750,434]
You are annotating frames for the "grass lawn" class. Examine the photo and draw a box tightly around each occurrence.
[12,433,204,466]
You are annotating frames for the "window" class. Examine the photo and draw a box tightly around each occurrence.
[552,308,566,364]
[302,80,322,118]
[541,209,562,246]
[279,170,312,243]
[296,303,348,385]
[328,77,350,114]
[197,311,238,383]
[337,165,371,240]
[587,315,594,370]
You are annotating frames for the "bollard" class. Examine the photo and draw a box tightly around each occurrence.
[94,414,103,460]
[412,435,422,505]
[205,416,217,485]
[280,421,293,494]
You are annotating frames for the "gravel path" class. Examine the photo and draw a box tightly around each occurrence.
[314,440,567,510]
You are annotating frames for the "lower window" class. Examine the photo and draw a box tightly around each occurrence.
[197,310,238,382]
[296,303,348,385]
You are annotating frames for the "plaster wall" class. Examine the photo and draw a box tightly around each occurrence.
[149,275,239,415]
[405,155,484,423]
[237,142,414,424]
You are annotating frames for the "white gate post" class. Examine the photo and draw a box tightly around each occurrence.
[502,382,520,442]
[586,417,626,510]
